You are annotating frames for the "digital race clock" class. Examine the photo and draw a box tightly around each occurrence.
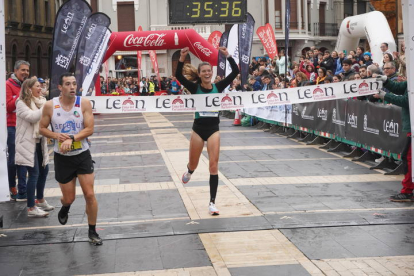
[169,0,247,24]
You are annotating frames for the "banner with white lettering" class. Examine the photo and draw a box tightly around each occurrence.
[256,23,278,59]
[226,24,240,78]
[238,13,255,90]
[149,50,162,88]
[50,0,92,98]
[137,26,143,83]
[244,105,292,124]
[208,31,222,50]
[86,79,381,113]
[217,31,229,78]
[74,13,110,96]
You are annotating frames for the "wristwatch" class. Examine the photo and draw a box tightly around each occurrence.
[69,135,75,142]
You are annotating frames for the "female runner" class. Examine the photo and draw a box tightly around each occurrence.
[175,46,239,215]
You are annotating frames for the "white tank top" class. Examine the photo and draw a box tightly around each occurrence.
[51,96,90,156]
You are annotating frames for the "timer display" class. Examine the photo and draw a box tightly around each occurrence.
[169,0,247,24]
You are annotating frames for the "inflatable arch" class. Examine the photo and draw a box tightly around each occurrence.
[96,29,219,95]
[335,11,396,66]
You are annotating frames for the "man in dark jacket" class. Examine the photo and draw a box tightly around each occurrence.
[320,50,335,72]
[341,59,355,81]
[375,76,413,202]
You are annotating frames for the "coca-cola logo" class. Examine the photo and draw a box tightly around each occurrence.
[124,34,166,48]
[194,42,212,57]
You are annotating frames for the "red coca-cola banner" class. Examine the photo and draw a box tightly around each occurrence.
[137,26,143,82]
[149,50,162,88]
[103,29,218,65]
[256,23,278,59]
[208,31,222,50]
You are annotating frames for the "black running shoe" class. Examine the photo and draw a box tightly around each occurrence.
[390,193,413,202]
[58,208,69,225]
[88,231,103,246]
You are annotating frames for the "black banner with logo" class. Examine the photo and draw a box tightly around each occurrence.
[74,13,111,96]
[292,100,405,154]
[50,0,92,98]
[238,13,255,90]
[284,0,290,77]
[217,30,229,78]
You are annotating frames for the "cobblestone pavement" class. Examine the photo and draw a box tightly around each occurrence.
[1,112,413,276]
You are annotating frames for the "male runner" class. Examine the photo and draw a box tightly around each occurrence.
[39,73,102,245]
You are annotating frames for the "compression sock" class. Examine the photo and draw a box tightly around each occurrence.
[187,165,194,174]
[89,224,96,233]
[61,204,71,213]
[209,174,219,204]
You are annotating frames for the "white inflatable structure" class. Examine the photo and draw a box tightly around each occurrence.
[336,11,396,66]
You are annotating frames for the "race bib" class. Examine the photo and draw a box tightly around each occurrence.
[58,141,82,151]
[199,111,219,117]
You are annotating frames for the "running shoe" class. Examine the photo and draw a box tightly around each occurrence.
[209,202,220,216]
[88,231,103,246]
[58,207,69,225]
[36,199,55,211]
[16,193,27,202]
[182,171,192,184]
[390,193,413,202]
[10,187,17,201]
[28,206,49,217]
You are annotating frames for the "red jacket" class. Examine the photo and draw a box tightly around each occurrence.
[6,78,22,127]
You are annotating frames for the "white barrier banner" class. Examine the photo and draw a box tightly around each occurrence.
[244,105,292,125]
[88,79,381,113]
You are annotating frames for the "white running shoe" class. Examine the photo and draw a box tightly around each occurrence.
[36,199,55,211]
[209,202,219,216]
[182,171,192,184]
[28,206,49,217]
[375,156,385,163]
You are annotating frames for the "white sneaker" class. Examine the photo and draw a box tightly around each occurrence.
[182,171,192,184]
[209,202,219,216]
[28,206,49,217]
[375,156,385,163]
[36,200,55,211]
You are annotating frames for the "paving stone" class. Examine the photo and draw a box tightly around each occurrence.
[229,264,311,276]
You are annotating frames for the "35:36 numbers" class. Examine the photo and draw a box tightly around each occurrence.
[190,1,242,18]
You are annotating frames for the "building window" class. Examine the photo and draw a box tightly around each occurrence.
[357,1,366,15]
[117,2,135,31]
[45,0,50,26]
[275,0,281,29]
[91,0,98,12]
[344,0,353,17]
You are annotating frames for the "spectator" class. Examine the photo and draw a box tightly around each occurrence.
[356,46,365,64]
[7,60,29,201]
[139,77,148,95]
[169,76,181,95]
[331,51,339,73]
[335,51,345,75]
[275,49,288,75]
[324,75,333,84]
[380,42,392,55]
[367,64,381,78]
[320,50,335,72]
[333,74,342,83]
[248,76,261,91]
[381,53,394,72]
[15,76,54,216]
[261,75,272,90]
[362,52,373,66]
[341,59,355,81]
[299,60,316,83]
[316,67,327,84]
[395,41,406,77]
[295,72,308,87]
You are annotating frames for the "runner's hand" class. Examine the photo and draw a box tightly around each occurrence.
[59,139,73,154]
[179,47,189,62]
[219,47,229,57]
[56,133,70,143]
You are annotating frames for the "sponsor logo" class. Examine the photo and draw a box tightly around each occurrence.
[122,97,146,112]
[54,120,82,133]
[172,96,196,111]
[363,114,379,135]
[74,111,80,118]
[54,105,60,109]
[79,55,91,66]
[332,108,345,126]
[194,42,213,57]
[219,62,225,70]
[383,119,399,137]
[266,91,290,105]
[61,12,74,34]
[347,113,358,128]
[293,106,299,116]
[212,34,221,48]
[241,54,250,64]
[55,54,70,69]
[124,33,166,48]
[358,81,371,95]
[86,23,97,39]
[301,106,314,120]
[317,108,328,121]
[346,21,357,35]
[313,86,336,100]
[220,94,244,109]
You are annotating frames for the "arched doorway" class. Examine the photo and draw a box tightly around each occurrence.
[37,45,42,77]
[302,47,311,56]
[172,50,190,77]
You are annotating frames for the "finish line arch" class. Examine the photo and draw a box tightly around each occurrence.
[96,29,218,95]
[335,11,396,65]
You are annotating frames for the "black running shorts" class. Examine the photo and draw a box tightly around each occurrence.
[54,150,94,184]
[192,122,219,141]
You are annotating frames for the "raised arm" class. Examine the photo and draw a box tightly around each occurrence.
[175,47,198,94]
[215,47,240,92]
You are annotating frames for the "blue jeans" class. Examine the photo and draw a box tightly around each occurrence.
[7,126,27,193]
[26,143,49,208]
